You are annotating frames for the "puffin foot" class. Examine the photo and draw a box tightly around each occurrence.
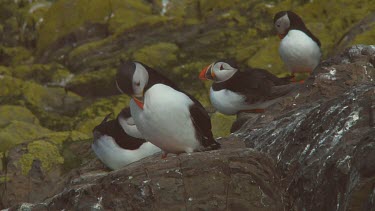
[161,152,168,159]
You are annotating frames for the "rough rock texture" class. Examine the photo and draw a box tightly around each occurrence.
[9,145,286,210]
[234,45,375,211]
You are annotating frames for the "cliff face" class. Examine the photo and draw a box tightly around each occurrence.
[4,45,375,210]
[0,0,375,209]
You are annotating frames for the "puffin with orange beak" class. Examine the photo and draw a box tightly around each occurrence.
[116,61,220,157]
[274,11,321,82]
[199,60,294,115]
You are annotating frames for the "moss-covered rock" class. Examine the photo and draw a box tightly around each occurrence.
[211,113,236,138]
[0,65,11,76]
[133,42,179,69]
[75,95,131,135]
[0,105,39,127]
[18,140,64,175]
[11,63,72,85]
[0,121,51,153]
[66,68,118,97]
[0,46,33,66]
[0,75,82,130]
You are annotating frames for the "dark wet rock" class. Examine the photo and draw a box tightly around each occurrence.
[8,147,285,210]
[232,45,375,211]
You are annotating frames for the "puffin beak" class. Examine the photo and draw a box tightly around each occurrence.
[132,95,144,110]
[278,33,286,39]
[199,63,214,80]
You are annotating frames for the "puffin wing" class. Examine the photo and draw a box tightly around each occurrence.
[223,70,274,104]
[185,93,220,149]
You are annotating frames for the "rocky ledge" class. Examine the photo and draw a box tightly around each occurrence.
[4,45,375,210]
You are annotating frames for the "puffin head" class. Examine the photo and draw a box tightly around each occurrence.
[274,11,290,39]
[274,11,306,39]
[199,60,238,83]
[116,61,149,109]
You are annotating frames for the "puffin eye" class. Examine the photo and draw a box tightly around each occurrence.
[219,64,224,70]
[135,81,140,86]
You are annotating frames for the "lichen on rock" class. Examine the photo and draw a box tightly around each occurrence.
[18,140,64,175]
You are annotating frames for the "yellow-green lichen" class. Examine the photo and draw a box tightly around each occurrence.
[0,105,40,127]
[211,113,236,138]
[18,140,64,175]
[0,175,10,184]
[133,42,179,68]
[0,121,51,153]
[40,131,91,146]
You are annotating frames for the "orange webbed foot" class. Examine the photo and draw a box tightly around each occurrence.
[161,152,168,159]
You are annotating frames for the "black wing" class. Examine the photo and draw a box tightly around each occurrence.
[287,11,321,47]
[94,118,146,150]
[185,93,220,150]
[213,68,287,103]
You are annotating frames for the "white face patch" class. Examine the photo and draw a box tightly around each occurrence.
[132,63,149,96]
[212,62,238,82]
[275,14,290,35]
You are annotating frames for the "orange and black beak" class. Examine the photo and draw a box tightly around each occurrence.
[199,63,215,80]
[132,95,144,110]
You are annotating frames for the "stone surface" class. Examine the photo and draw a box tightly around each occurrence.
[8,146,285,210]
[233,45,375,211]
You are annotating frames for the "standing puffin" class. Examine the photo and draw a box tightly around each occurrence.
[92,112,161,170]
[116,61,220,157]
[274,11,321,81]
[199,60,295,115]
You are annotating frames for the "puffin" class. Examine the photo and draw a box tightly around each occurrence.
[273,11,321,81]
[199,60,295,115]
[116,61,220,157]
[92,112,161,170]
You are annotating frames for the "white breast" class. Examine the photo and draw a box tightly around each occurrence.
[209,87,247,115]
[130,84,200,154]
[279,30,321,73]
[92,135,161,170]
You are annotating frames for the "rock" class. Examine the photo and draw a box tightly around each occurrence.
[8,147,285,210]
[0,105,39,127]
[0,130,91,208]
[232,45,375,210]
[65,68,119,97]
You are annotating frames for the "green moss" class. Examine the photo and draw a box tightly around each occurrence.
[0,121,51,153]
[18,140,64,175]
[211,113,236,138]
[75,95,130,134]
[0,175,10,184]
[0,46,33,66]
[133,42,179,68]
[0,65,10,76]
[246,37,289,77]
[75,116,105,136]
[66,68,117,96]
[41,131,90,146]
[37,0,112,53]
[0,105,40,127]
[351,27,375,45]
[109,1,166,34]
[0,76,24,104]
[68,37,114,60]
[11,63,72,84]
